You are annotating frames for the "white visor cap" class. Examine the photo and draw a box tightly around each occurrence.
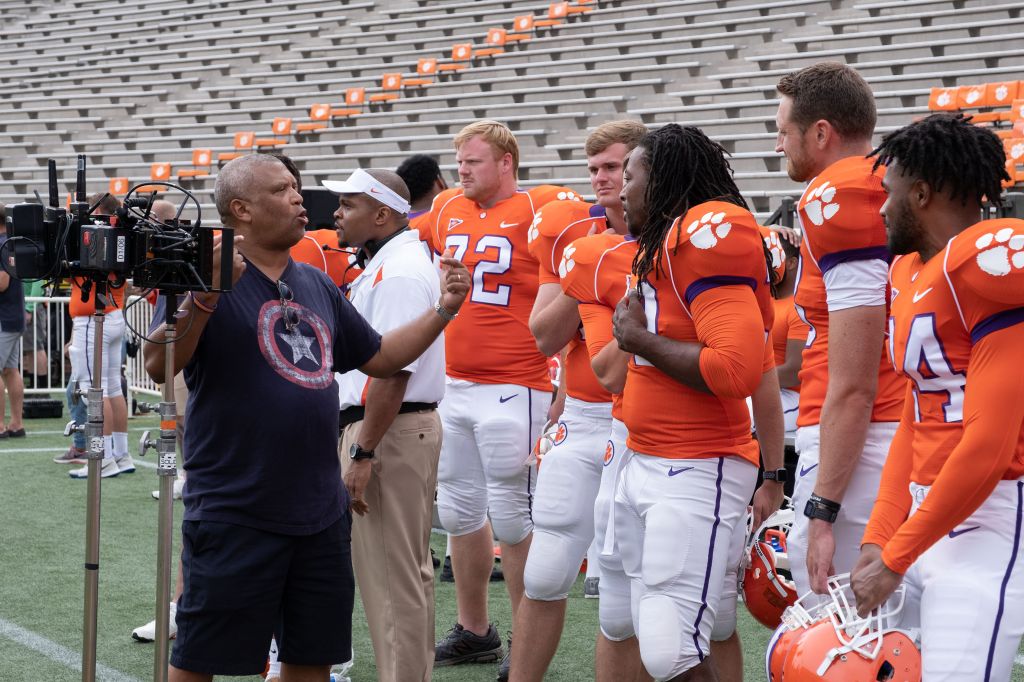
[322,168,411,215]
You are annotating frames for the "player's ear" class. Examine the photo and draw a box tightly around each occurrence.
[911,179,931,209]
[812,119,832,150]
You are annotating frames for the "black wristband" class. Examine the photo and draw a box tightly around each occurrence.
[804,493,841,523]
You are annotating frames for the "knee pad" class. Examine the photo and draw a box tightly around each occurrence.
[638,594,702,681]
[436,483,487,537]
[523,530,579,601]
[598,560,635,641]
[488,507,533,545]
[478,418,534,544]
[711,590,737,642]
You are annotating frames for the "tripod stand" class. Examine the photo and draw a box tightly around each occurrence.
[64,278,111,682]
[140,292,182,682]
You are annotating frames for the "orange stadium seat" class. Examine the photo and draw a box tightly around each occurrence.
[369,73,402,102]
[439,43,472,72]
[928,86,960,112]
[218,131,255,163]
[474,28,508,58]
[1004,138,1024,164]
[254,118,292,147]
[956,84,985,110]
[535,3,568,28]
[972,81,1022,123]
[331,88,366,118]
[404,60,435,88]
[178,148,213,179]
[296,103,330,133]
[108,177,129,195]
[150,163,172,182]
[513,14,535,33]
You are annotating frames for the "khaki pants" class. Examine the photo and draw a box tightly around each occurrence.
[340,409,442,682]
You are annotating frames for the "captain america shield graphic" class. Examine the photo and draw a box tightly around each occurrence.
[257,299,334,389]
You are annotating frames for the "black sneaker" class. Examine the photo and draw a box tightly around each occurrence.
[437,555,504,583]
[431,548,441,569]
[434,623,503,667]
[496,633,512,681]
[440,555,455,582]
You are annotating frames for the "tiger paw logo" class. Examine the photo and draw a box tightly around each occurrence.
[687,210,732,250]
[528,212,542,244]
[556,190,580,202]
[803,181,840,226]
[603,440,615,467]
[558,243,577,278]
[936,90,952,108]
[553,421,568,446]
[763,230,785,271]
[975,228,1024,276]
[1011,142,1024,161]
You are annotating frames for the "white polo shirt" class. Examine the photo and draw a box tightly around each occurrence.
[337,229,446,409]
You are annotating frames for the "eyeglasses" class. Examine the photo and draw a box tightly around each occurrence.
[276,279,300,332]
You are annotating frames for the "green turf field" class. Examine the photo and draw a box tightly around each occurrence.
[2,408,1022,681]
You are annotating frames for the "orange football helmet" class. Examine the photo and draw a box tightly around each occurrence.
[776,574,922,682]
[741,507,798,629]
[765,622,799,681]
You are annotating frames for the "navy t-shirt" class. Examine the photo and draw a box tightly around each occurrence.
[179,259,382,535]
[0,235,26,333]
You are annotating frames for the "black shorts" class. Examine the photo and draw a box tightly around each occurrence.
[170,514,354,675]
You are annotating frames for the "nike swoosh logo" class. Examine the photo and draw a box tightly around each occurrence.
[499,221,518,229]
[799,463,818,477]
[369,187,382,194]
[948,525,980,539]
[912,288,933,303]
[668,466,694,477]
[499,394,518,403]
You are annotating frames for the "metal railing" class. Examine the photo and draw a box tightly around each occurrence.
[18,294,160,401]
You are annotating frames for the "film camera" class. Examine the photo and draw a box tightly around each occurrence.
[2,156,233,293]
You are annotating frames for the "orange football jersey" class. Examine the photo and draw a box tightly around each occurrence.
[771,296,809,392]
[69,277,124,318]
[617,201,775,464]
[409,210,433,246]
[421,185,577,390]
[530,200,613,404]
[863,220,1024,572]
[290,229,353,288]
[560,231,638,418]
[794,155,904,427]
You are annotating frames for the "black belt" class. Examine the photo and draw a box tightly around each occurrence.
[339,401,438,429]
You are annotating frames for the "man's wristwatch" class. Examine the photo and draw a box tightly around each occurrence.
[803,493,841,523]
[434,299,458,322]
[762,468,788,483]
[349,444,375,461]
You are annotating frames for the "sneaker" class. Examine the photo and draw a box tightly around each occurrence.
[439,555,454,582]
[53,446,88,465]
[131,602,177,642]
[70,458,120,479]
[152,477,185,500]
[438,556,504,583]
[116,455,136,474]
[431,548,441,569]
[434,623,503,667]
[584,576,600,599]
[496,633,512,681]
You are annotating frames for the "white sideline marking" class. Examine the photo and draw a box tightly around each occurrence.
[0,617,143,682]
[3,447,159,470]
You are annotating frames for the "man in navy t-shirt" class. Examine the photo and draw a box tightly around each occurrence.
[0,218,27,439]
[144,154,470,681]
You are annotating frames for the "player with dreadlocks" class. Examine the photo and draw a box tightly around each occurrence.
[605,123,784,682]
[850,113,1024,681]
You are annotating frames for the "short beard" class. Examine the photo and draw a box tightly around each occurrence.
[886,207,924,256]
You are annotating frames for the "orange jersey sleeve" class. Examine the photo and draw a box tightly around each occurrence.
[528,200,606,285]
[409,211,433,246]
[69,277,124,317]
[693,287,769,399]
[622,201,772,464]
[770,296,808,392]
[793,154,904,427]
[426,187,579,390]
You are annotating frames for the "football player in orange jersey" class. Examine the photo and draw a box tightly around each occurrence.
[417,120,579,673]
[609,124,783,682]
[511,120,647,682]
[397,153,448,244]
[850,114,1024,680]
[766,228,809,435]
[774,63,905,596]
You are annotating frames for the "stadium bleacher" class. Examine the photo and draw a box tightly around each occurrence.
[1,0,1022,219]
